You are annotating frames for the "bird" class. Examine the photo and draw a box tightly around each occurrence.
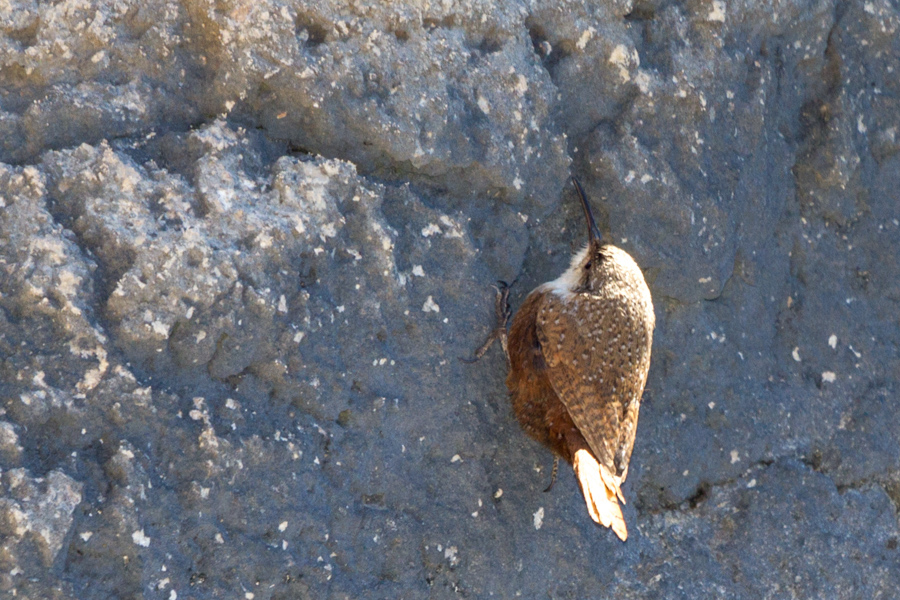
[465,178,655,541]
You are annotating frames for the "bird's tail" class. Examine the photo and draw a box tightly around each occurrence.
[573,448,628,541]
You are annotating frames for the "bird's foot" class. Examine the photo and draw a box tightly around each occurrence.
[459,280,512,364]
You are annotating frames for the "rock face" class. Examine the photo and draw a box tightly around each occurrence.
[1,0,898,598]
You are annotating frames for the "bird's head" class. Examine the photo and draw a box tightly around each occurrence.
[563,178,608,294]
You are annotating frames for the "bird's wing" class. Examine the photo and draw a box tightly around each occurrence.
[536,290,651,481]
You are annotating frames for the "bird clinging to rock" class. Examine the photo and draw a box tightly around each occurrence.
[466,178,655,541]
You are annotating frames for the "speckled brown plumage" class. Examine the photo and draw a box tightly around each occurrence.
[531,245,654,478]
[504,180,655,540]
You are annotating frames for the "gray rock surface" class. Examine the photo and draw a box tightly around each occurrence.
[1,0,898,598]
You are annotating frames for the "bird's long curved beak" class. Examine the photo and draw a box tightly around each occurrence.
[572,177,602,245]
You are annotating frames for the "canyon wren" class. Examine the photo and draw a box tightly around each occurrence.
[469,179,655,541]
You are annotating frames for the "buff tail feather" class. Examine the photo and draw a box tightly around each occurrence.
[573,448,628,541]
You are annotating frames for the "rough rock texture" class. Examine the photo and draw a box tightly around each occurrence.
[1,0,898,598]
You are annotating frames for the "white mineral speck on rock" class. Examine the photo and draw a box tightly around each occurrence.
[792,347,801,362]
[422,296,440,313]
[0,422,21,460]
[828,334,837,349]
[132,529,151,547]
[731,450,740,464]
[822,371,836,383]
[255,232,274,248]
[533,507,544,530]
[278,295,287,313]
[151,320,170,336]
[609,44,634,81]
[514,74,528,95]
[279,521,288,532]
[412,265,425,277]
[576,28,594,50]
[708,0,726,22]
[421,223,442,237]
[32,371,46,387]
[80,531,93,542]
[57,269,81,296]
[321,223,338,238]
[438,215,464,238]
[635,70,652,93]
[451,454,461,463]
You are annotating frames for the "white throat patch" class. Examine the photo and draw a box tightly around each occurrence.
[541,245,589,299]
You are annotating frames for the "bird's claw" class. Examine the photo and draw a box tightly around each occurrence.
[543,456,560,493]
[458,280,513,364]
